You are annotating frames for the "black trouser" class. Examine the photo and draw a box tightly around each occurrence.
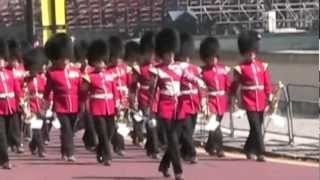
[0,115,13,165]
[157,118,168,147]
[159,119,189,175]
[23,123,32,140]
[180,114,198,159]
[244,111,265,156]
[82,111,97,149]
[145,124,160,155]
[205,115,224,153]
[57,113,78,157]
[6,113,21,148]
[42,118,52,143]
[93,116,115,162]
[130,111,144,145]
[145,111,160,155]
[111,131,125,152]
[29,129,45,155]
[111,109,128,153]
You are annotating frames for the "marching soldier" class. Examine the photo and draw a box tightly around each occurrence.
[6,38,25,153]
[135,31,161,159]
[81,39,118,166]
[74,40,97,151]
[106,36,131,156]
[44,33,82,162]
[200,37,231,157]
[152,28,205,180]
[175,32,200,163]
[22,47,48,158]
[231,30,273,162]
[152,28,183,180]
[0,38,23,169]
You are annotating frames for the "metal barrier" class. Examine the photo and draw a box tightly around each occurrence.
[263,83,293,144]
[224,83,293,144]
[195,82,319,146]
[286,83,319,143]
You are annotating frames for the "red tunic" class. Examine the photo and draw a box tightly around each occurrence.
[79,65,94,106]
[151,62,205,121]
[7,64,26,110]
[133,60,159,110]
[177,62,202,119]
[84,69,118,116]
[231,59,273,112]
[24,74,47,113]
[8,64,26,84]
[44,65,81,114]
[202,63,231,116]
[106,63,133,108]
[0,69,22,115]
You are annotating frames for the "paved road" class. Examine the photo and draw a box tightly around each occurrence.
[0,130,317,180]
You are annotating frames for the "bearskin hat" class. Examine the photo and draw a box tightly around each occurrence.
[7,38,22,61]
[238,30,262,55]
[177,32,195,59]
[140,31,156,54]
[199,36,220,61]
[108,36,124,60]
[155,28,180,58]
[23,47,48,72]
[124,41,140,61]
[0,38,8,60]
[44,33,73,61]
[87,39,109,66]
[74,40,88,62]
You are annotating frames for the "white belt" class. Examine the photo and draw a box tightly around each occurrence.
[160,90,179,97]
[90,93,114,100]
[0,92,15,99]
[242,85,264,90]
[180,89,198,95]
[117,86,128,91]
[139,85,149,90]
[30,93,43,98]
[208,90,225,96]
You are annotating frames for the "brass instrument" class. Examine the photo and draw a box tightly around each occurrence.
[199,97,220,132]
[21,83,37,124]
[115,100,132,138]
[231,96,246,119]
[264,81,286,134]
[130,83,144,123]
[266,81,284,115]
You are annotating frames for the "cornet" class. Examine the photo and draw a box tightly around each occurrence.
[116,103,131,138]
[199,97,220,132]
[230,96,246,119]
[265,81,286,128]
[21,83,37,124]
[266,81,284,115]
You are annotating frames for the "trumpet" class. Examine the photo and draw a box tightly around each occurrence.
[230,96,246,119]
[264,81,286,131]
[116,101,132,138]
[198,97,220,132]
[21,83,37,124]
[266,81,284,115]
